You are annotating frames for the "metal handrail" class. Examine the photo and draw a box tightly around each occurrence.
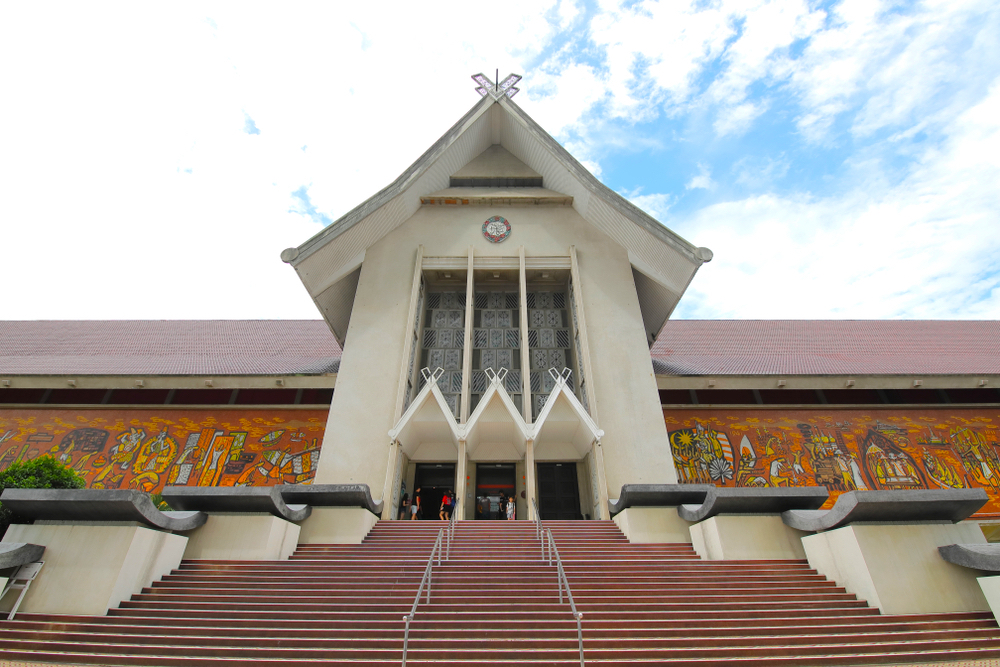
[532,496,543,556]
[545,527,585,667]
[447,501,457,558]
[402,526,447,667]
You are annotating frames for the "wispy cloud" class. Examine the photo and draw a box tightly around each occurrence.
[685,164,714,190]
[0,1,997,321]
[289,185,332,226]
[242,111,260,135]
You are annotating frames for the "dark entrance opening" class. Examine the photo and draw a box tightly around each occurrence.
[537,462,582,520]
[475,463,516,520]
[413,463,455,520]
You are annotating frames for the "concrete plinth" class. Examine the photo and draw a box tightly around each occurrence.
[613,507,693,543]
[802,522,989,614]
[297,507,378,544]
[690,515,808,560]
[0,522,186,615]
[979,576,1000,623]
[181,514,300,560]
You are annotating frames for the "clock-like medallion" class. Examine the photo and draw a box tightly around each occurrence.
[482,216,511,243]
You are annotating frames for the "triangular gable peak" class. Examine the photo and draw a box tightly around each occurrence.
[282,76,713,346]
[388,368,460,460]
[464,368,530,462]
[532,369,604,461]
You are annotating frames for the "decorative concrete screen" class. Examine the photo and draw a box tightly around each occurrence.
[0,409,327,495]
[664,407,1000,516]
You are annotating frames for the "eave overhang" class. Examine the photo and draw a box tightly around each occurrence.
[283,92,712,346]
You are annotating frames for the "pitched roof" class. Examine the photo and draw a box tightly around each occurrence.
[651,320,1000,376]
[3,319,997,377]
[282,93,712,345]
[0,321,341,375]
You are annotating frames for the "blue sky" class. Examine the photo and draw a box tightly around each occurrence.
[1,1,998,320]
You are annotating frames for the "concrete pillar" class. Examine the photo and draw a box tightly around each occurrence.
[380,440,401,520]
[456,439,468,520]
[525,439,536,519]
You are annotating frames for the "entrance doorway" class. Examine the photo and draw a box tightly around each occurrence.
[537,462,582,520]
[413,463,456,520]
[475,463,516,519]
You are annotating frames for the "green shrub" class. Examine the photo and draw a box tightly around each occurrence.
[149,493,171,511]
[0,456,86,537]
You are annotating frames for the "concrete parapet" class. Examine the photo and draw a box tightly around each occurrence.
[802,522,989,614]
[608,484,711,518]
[0,542,44,569]
[297,507,379,544]
[180,514,300,560]
[279,483,383,516]
[0,488,206,532]
[689,515,809,560]
[0,523,186,615]
[939,543,1000,572]
[783,489,988,532]
[613,507,694,543]
[678,487,828,523]
[162,486,311,522]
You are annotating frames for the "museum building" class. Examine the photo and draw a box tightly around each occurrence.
[3,73,1000,664]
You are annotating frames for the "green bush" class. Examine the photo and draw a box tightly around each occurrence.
[149,493,171,511]
[0,456,86,537]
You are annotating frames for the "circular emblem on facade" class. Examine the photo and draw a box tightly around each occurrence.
[482,216,511,243]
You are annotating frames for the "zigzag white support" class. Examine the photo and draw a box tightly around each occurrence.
[531,369,604,460]
[389,368,462,460]
[390,367,602,464]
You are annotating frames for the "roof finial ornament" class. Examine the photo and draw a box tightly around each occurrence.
[472,72,521,100]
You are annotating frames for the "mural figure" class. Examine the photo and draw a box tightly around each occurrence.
[666,407,1000,516]
[0,409,327,495]
[670,422,734,484]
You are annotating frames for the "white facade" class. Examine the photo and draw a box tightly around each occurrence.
[284,81,712,521]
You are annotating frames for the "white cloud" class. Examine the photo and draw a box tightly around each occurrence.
[685,164,715,190]
[0,1,996,323]
[628,193,675,221]
[673,79,1000,319]
[713,100,768,137]
[0,3,561,319]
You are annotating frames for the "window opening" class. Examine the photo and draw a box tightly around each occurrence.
[526,290,573,419]
[419,291,465,417]
[471,290,521,413]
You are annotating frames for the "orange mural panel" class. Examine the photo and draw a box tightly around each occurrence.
[0,408,327,494]
[664,407,1000,517]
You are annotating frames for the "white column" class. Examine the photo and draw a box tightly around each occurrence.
[525,438,536,519]
[456,439,468,520]
[569,245,609,519]
[393,245,425,421]
[380,440,401,520]
[518,246,531,422]
[460,247,475,423]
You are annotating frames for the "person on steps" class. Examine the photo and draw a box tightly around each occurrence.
[506,494,515,520]
[440,489,453,520]
[399,493,410,521]
[411,487,421,520]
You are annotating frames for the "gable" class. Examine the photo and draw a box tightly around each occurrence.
[282,95,712,346]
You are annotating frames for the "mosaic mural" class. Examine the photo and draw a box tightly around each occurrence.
[665,407,1000,516]
[0,409,326,494]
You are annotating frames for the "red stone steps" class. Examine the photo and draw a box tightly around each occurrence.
[1,519,999,665]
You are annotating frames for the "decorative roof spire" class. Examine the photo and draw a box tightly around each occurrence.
[472,72,521,100]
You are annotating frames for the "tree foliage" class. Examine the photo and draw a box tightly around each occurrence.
[0,456,86,536]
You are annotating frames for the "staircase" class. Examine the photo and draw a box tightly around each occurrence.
[2,520,1000,665]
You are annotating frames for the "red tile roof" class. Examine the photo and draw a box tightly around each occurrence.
[651,320,1000,376]
[0,321,341,375]
[2,320,997,377]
